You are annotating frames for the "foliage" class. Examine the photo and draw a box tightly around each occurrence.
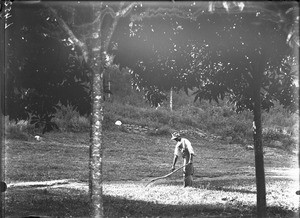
[262,127,297,151]
[4,4,91,124]
[192,17,297,113]
[6,87,297,151]
[30,114,59,134]
[145,89,168,108]
[111,2,299,114]
[53,103,90,132]
[5,118,30,141]
[102,94,297,150]
[104,67,132,100]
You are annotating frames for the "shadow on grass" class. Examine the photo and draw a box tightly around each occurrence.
[105,195,299,218]
[5,188,89,217]
[214,187,257,194]
[5,187,298,218]
[104,195,250,218]
[167,178,258,194]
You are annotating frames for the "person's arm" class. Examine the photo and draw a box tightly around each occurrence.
[186,140,194,165]
[171,141,181,171]
[171,155,178,171]
[188,153,194,165]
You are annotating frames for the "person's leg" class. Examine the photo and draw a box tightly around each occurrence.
[183,158,187,187]
[184,163,193,187]
[183,157,193,187]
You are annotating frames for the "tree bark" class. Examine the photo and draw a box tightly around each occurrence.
[0,8,5,216]
[170,87,173,111]
[252,58,267,218]
[87,3,136,216]
[89,4,104,217]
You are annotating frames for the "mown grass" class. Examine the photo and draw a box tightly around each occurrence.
[4,179,299,217]
[5,132,89,183]
[5,178,299,218]
[4,130,299,217]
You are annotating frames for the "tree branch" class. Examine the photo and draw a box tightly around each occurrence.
[72,8,104,31]
[48,7,89,62]
[131,7,192,21]
[116,2,138,18]
[102,2,138,51]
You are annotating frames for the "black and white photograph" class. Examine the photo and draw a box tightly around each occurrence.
[0,1,299,217]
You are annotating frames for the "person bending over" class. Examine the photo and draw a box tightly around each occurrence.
[171,132,195,187]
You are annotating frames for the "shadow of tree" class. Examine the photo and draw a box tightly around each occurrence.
[103,195,298,218]
[103,195,252,218]
[5,185,298,218]
[165,178,257,194]
[214,187,257,194]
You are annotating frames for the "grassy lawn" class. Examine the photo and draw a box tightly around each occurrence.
[3,130,299,217]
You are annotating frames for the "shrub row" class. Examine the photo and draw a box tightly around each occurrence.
[4,96,298,152]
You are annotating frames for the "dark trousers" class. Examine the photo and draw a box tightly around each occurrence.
[183,157,194,187]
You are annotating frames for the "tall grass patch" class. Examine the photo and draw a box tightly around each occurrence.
[53,104,90,132]
[261,103,299,150]
[5,117,30,140]
[4,116,40,140]
[105,102,176,129]
[40,93,299,151]
[104,98,297,151]
[176,102,253,142]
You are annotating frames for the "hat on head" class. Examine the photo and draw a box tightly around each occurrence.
[171,132,180,140]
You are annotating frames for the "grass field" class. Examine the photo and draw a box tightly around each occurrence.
[3,130,299,217]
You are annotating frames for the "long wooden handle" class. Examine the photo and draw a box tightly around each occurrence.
[145,164,189,187]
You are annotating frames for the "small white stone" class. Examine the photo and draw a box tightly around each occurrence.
[115,120,122,126]
[92,32,99,38]
[246,145,254,150]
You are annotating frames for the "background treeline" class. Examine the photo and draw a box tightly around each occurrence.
[5,66,298,152]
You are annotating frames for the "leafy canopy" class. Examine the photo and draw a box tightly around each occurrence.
[111,2,298,112]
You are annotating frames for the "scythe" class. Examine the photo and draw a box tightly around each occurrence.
[145,163,189,187]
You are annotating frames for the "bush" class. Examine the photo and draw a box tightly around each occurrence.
[47,92,297,153]
[222,106,235,117]
[5,117,30,140]
[233,121,250,137]
[142,108,172,125]
[53,104,90,132]
[103,111,118,131]
[263,128,282,142]
[69,116,90,132]
[262,126,297,151]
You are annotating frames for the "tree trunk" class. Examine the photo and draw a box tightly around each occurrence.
[89,4,104,217]
[88,3,136,216]
[0,10,6,217]
[252,60,267,218]
[89,69,104,217]
[170,87,173,111]
[108,71,111,99]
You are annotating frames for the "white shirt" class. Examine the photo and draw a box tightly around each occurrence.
[174,138,195,157]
